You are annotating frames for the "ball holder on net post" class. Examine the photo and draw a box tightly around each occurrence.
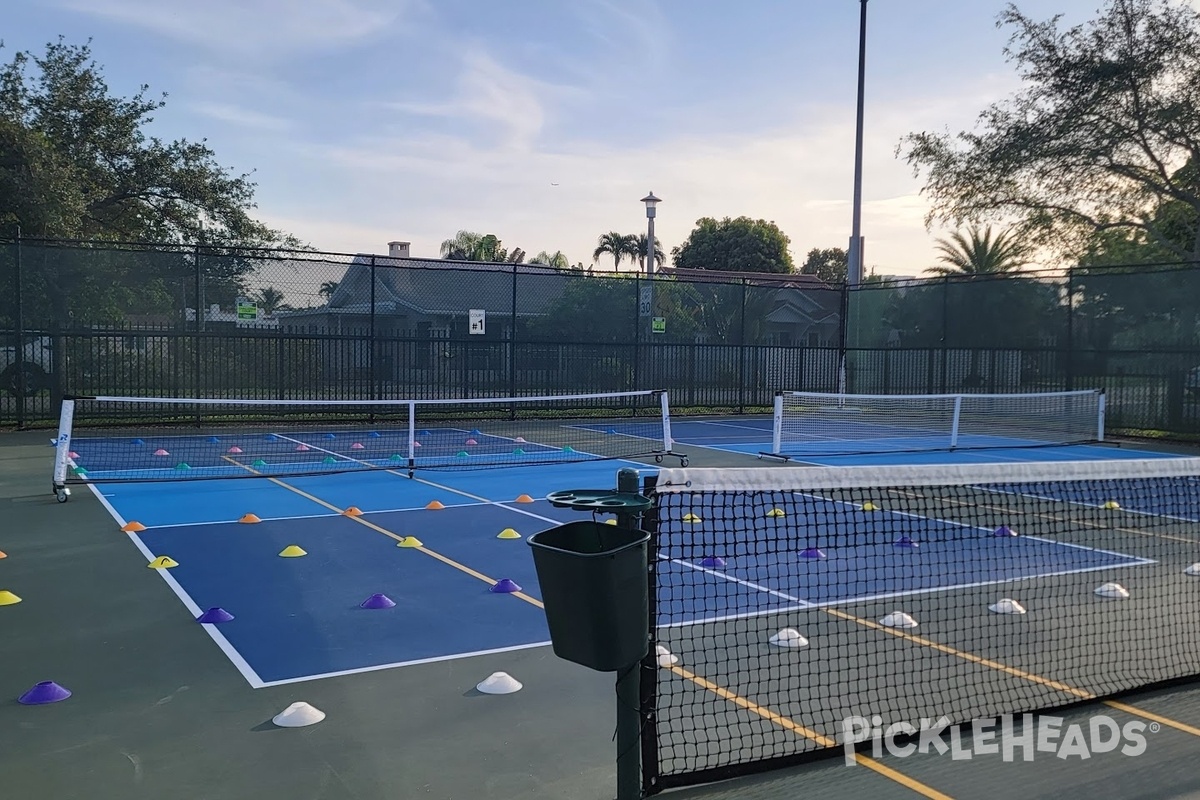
[530,468,652,800]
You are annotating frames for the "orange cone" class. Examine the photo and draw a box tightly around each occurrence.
[121,521,146,533]
[342,507,363,517]
[238,514,262,524]
[515,494,535,503]
[425,500,445,510]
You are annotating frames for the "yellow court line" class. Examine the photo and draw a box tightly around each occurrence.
[220,456,544,609]
[670,665,954,799]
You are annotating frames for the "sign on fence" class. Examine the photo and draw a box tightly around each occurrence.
[652,317,666,334]
[469,309,486,335]
[639,287,653,318]
[235,298,259,327]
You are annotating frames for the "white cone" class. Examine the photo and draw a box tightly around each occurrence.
[272,702,325,728]
[880,612,918,629]
[989,599,1027,615]
[769,628,809,648]
[655,644,679,667]
[476,671,522,694]
[1095,582,1129,599]
[1186,564,1200,576]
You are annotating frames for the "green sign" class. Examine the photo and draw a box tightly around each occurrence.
[651,316,666,334]
[236,298,258,322]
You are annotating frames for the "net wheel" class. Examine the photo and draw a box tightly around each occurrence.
[655,454,664,464]
[56,487,71,504]
[680,457,689,467]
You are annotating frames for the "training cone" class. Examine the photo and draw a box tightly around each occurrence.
[656,644,679,667]
[197,607,234,624]
[894,536,919,548]
[121,521,146,532]
[464,438,478,446]
[153,449,170,456]
[228,446,243,454]
[497,528,521,540]
[993,525,1017,537]
[699,556,726,568]
[322,456,337,464]
[174,463,191,471]
[799,547,826,560]
[132,438,145,445]
[515,494,534,503]
[425,500,445,510]
[295,444,310,452]
[769,628,809,648]
[325,433,336,439]
[562,445,576,453]
[456,451,470,458]
[861,502,878,511]
[419,430,431,437]
[390,454,404,460]
[1103,500,1121,510]
[880,611,918,629]
[989,599,1027,615]
[0,550,7,559]
[0,590,22,606]
[413,441,422,448]
[1095,582,1129,599]
[351,442,365,450]
[368,431,381,438]
[682,513,702,523]
[514,437,526,443]
[765,508,786,518]
[18,681,71,705]
[512,448,525,455]
[279,545,307,558]
[604,519,617,525]
[469,428,482,436]
[490,578,521,593]
[476,672,522,695]
[238,513,261,524]
[342,506,363,517]
[397,536,423,548]
[1186,563,1200,576]
[207,437,220,444]
[361,593,396,609]
[68,451,79,459]
[272,701,325,728]
[147,556,178,569]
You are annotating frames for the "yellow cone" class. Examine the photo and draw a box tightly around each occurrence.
[766,508,786,518]
[1103,500,1121,510]
[604,519,618,526]
[425,500,445,510]
[238,513,261,524]
[342,506,363,517]
[147,556,178,569]
[861,502,878,512]
[121,521,146,532]
[497,528,521,540]
[279,545,307,558]
[398,536,423,548]
[0,590,21,606]
[683,513,702,522]
[515,494,535,503]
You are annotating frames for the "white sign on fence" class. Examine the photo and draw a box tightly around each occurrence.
[469,309,486,335]
[639,286,653,317]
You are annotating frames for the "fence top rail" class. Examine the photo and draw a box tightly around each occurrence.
[67,390,664,407]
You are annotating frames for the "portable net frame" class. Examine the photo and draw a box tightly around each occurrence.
[52,390,682,488]
[639,458,1200,793]
[767,389,1105,459]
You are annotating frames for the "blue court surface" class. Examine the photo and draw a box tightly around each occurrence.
[76,416,1179,689]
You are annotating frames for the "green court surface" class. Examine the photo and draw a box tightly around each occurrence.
[8,429,1200,800]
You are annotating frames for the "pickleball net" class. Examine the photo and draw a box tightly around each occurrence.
[767,389,1105,459]
[52,389,681,487]
[639,458,1200,793]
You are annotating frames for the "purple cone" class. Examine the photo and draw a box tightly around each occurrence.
[699,556,727,568]
[197,607,235,623]
[361,593,396,609]
[799,547,827,560]
[993,526,1017,538]
[490,578,522,593]
[894,536,919,548]
[18,681,71,705]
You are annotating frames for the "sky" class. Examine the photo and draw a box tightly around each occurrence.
[2,0,1170,276]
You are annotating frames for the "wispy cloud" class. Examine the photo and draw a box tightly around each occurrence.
[192,102,291,131]
[59,0,413,57]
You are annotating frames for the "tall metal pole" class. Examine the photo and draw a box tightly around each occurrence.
[615,466,643,800]
[848,0,868,287]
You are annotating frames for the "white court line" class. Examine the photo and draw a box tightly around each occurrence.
[976,484,1200,524]
[660,556,816,608]
[257,640,554,687]
[81,482,266,689]
[137,498,503,530]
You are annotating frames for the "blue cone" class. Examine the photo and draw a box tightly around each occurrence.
[18,681,71,705]
[894,536,919,548]
[197,607,235,623]
[699,556,726,568]
[490,578,521,593]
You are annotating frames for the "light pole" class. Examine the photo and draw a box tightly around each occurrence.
[848,0,868,287]
[641,192,660,274]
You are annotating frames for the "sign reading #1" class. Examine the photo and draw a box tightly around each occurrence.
[469,309,486,335]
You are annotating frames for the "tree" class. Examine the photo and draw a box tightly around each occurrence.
[800,247,848,283]
[530,250,571,269]
[899,0,1200,263]
[318,280,339,300]
[0,39,297,327]
[671,217,794,273]
[925,226,1028,276]
[439,230,522,262]
[635,234,665,272]
[593,232,639,271]
[254,286,287,315]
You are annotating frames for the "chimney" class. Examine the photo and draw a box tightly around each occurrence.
[388,241,411,259]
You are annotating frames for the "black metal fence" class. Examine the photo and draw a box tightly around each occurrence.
[2,237,1199,436]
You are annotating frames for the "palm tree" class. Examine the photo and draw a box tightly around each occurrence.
[593,232,639,272]
[530,250,571,269]
[318,280,339,300]
[635,234,665,272]
[440,230,484,260]
[926,227,1028,277]
[255,286,287,315]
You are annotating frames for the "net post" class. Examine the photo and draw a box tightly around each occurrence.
[1097,389,1106,442]
[53,397,76,492]
[771,392,784,455]
[406,400,416,477]
[614,466,644,800]
[950,394,963,449]
[659,390,673,455]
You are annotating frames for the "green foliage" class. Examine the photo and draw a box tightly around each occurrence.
[800,247,848,283]
[635,234,665,271]
[524,274,706,344]
[671,217,794,273]
[593,232,639,271]
[926,227,1029,276]
[899,0,1200,261]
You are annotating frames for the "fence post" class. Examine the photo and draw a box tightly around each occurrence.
[939,276,949,393]
[837,281,849,395]
[738,279,747,413]
[509,263,518,408]
[194,245,203,412]
[370,255,377,401]
[1065,269,1075,391]
[14,231,24,428]
[632,273,641,395]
